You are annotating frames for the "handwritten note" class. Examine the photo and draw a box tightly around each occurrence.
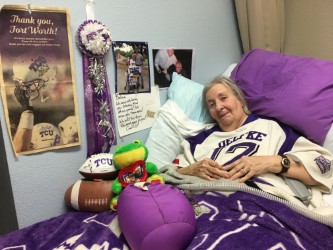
[113,86,160,137]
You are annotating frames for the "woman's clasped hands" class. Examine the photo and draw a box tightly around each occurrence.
[179,156,280,183]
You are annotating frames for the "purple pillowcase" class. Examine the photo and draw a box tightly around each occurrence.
[231,48,333,145]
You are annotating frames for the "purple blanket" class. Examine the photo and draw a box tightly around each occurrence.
[187,191,333,250]
[1,191,333,249]
[0,211,127,249]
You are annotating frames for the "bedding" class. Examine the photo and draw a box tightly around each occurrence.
[231,48,333,146]
[1,183,333,249]
[159,166,333,249]
[2,51,333,249]
[145,99,213,168]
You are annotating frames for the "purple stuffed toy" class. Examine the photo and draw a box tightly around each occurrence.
[117,183,196,250]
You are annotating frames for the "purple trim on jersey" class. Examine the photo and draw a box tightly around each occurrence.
[253,176,274,186]
[242,113,259,125]
[186,114,301,158]
[256,115,301,155]
[185,126,217,156]
[186,115,258,155]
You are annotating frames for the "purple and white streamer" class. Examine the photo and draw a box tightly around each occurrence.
[76,19,116,157]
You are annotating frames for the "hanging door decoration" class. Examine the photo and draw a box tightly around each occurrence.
[76,1,117,157]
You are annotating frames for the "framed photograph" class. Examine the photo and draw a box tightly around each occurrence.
[112,41,151,94]
[152,48,193,88]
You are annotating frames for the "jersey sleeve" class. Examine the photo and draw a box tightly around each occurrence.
[286,137,333,193]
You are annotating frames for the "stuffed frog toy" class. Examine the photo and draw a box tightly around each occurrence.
[111,140,164,210]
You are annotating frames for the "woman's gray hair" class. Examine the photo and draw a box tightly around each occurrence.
[202,76,251,115]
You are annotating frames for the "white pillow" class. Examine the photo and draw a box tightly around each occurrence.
[222,63,237,78]
[323,123,333,154]
[323,123,333,206]
[145,100,213,168]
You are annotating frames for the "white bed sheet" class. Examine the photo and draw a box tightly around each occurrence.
[145,100,214,168]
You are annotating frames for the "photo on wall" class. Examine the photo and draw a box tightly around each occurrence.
[112,41,151,94]
[152,48,193,88]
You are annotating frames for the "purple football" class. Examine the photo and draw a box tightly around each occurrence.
[117,183,196,250]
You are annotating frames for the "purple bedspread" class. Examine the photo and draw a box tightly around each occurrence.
[1,191,333,249]
[187,191,333,250]
[0,211,127,249]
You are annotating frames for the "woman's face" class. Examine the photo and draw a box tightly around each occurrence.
[206,83,248,131]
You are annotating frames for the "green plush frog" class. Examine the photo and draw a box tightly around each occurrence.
[111,140,164,210]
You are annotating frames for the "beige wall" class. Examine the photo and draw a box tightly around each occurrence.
[284,0,333,60]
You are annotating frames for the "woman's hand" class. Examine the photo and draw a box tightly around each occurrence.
[177,158,229,181]
[222,155,281,183]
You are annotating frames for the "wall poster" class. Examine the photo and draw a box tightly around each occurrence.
[0,5,80,156]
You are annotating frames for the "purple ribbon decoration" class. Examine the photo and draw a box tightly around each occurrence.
[77,20,116,157]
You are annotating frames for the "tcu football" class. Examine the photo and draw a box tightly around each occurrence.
[79,153,118,180]
[64,153,117,212]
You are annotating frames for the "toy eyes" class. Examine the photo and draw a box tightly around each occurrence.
[133,139,141,144]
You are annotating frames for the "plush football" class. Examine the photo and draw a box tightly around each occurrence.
[79,153,118,180]
[118,183,196,250]
[64,179,113,212]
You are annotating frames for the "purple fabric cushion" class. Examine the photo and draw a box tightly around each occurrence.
[231,48,333,145]
[117,183,196,250]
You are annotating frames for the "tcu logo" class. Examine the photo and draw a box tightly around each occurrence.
[315,155,331,174]
[94,158,113,167]
[29,56,50,77]
[40,129,54,137]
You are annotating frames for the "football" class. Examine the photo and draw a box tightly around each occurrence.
[64,179,113,212]
[31,123,62,149]
[79,153,118,180]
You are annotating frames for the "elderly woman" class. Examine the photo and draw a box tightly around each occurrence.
[174,76,333,207]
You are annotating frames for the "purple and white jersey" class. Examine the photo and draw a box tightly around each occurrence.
[175,114,333,202]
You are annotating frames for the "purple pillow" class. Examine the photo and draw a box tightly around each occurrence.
[231,49,333,145]
[117,183,196,250]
